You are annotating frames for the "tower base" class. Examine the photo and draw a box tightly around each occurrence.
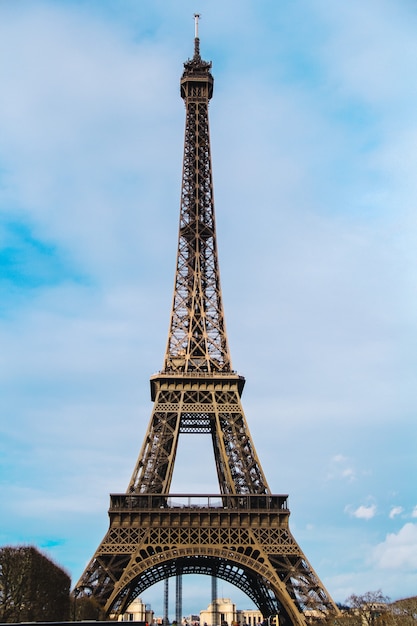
[75,494,339,625]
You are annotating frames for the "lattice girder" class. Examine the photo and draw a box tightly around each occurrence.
[75,495,337,626]
[164,44,230,374]
[127,375,269,496]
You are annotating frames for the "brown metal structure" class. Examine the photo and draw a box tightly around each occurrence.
[75,21,339,626]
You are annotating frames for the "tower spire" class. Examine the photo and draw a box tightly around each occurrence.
[194,13,201,58]
[164,22,228,373]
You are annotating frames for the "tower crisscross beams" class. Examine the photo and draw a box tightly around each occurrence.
[165,63,230,374]
[78,496,339,622]
[127,377,269,496]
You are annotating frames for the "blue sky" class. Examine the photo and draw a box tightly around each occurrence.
[1,0,416,617]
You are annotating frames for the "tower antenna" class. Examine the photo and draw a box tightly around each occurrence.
[194,13,200,39]
[193,13,201,58]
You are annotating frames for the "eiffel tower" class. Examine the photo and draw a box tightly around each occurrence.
[75,18,340,626]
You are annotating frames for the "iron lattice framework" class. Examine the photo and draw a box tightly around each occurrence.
[75,23,340,626]
[164,36,229,376]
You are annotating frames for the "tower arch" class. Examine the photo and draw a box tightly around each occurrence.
[104,549,307,626]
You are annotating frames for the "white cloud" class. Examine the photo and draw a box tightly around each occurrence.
[389,506,404,520]
[351,504,377,520]
[372,523,417,570]
[412,506,417,519]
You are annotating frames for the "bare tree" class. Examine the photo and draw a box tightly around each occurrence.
[0,545,70,622]
[325,592,417,626]
[71,592,107,621]
[345,590,391,626]
[389,597,417,626]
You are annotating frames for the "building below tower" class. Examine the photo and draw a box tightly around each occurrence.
[118,596,280,626]
[200,598,271,626]
[117,597,154,623]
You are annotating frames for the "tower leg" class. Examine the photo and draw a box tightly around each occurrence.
[176,574,182,625]
[211,577,218,626]
[164,578,169,626]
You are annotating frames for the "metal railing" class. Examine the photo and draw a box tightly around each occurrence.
[110,493,288,511]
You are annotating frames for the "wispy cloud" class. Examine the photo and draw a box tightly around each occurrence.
[342,468,356,482]
[388,506,404,520]
[326,454,356,482]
